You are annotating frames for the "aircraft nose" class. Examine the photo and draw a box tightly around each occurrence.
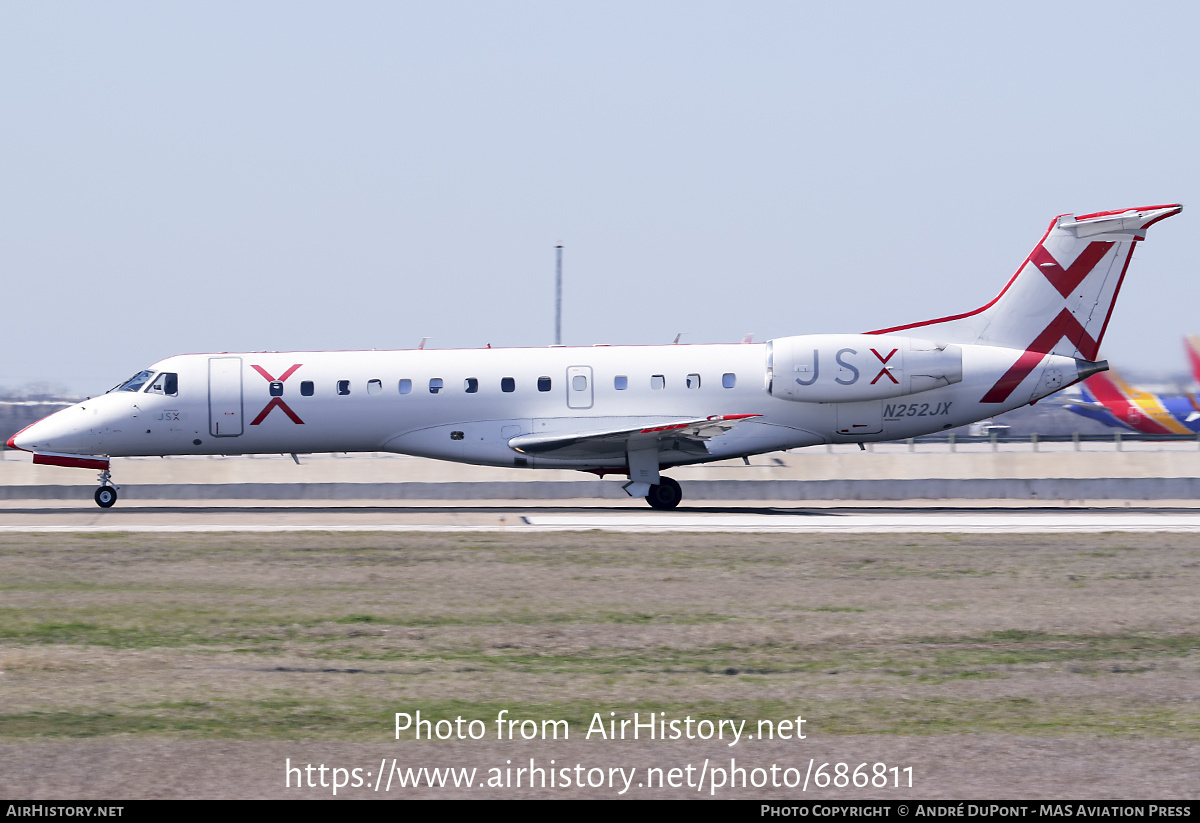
[7,421,39,452]
[5,405,101,455]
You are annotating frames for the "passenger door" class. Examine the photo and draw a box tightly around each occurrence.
[209,357,243,437]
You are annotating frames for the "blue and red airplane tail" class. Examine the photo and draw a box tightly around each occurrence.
[1185,335,1200,386]
[1068,370,1200,434]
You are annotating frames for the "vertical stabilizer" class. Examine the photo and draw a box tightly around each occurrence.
[1185,334,1200,386]
[871,204,1181,403]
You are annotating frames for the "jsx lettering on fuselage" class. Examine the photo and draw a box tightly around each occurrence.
[7,204,1182,509]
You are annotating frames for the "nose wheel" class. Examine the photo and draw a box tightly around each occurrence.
[95,469,118,509]
[644,476,682,510]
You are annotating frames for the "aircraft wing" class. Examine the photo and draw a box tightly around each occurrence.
[508,414,762,460]
[1061,400,1111,412]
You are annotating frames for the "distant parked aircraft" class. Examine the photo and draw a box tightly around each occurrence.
[1063,340,1200,435]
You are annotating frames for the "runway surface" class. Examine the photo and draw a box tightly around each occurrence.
[2,501,1200,532]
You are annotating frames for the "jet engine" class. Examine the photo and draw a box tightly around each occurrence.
[768,334,963,403]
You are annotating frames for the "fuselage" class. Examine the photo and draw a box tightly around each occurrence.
[12,336,1091,472]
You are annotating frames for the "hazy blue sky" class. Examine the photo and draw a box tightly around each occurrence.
[2,1,1196,394]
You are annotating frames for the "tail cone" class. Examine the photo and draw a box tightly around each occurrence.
[1075,359,1109,380]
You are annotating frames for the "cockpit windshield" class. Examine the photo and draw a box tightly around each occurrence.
[111,370,156,393]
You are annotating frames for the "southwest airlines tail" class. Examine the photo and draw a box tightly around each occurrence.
[1186,334,1200,385]
[872,205,1182,359]
[1073,371,1195,434]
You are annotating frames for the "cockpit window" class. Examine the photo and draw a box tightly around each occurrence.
[146,373,178,396]
[115,370,155,393]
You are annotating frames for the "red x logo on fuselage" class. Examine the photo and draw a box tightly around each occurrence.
[870,348,899,385]
[981,241,1113,404]
[250,364,305,425]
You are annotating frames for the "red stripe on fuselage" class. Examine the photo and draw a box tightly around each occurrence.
[32,453,110,471]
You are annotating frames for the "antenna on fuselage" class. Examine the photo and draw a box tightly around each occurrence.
[555,244,563,345]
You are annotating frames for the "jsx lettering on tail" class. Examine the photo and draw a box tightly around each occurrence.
[8,205,1181,509]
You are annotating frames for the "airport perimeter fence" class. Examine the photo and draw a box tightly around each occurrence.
[2,478,1200,502]
[906,431,1200,451]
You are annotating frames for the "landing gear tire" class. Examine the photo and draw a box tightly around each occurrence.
[95,486,117,508]
[645,476,682,510]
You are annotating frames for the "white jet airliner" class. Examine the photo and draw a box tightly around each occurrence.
[8,204,1182,509]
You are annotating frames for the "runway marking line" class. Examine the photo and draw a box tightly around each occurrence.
[3,512,1200,534]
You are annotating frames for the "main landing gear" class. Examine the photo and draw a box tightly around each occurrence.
[644,476,682,510]
[94,469,118,509]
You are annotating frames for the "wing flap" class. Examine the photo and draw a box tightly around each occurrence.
[509,414,761,459]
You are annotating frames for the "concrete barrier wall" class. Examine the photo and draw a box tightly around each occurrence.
[3,449,1198,501]
[2,477,1198,501]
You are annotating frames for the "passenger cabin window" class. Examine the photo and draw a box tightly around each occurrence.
[651,375,665,390]
[337,380,351,396]
[686,374,701,389]
[537,376,552,392]
[465,378,479,393]
[501,377,515,393]
[429,378,444,394]
[398,379,412,395]
[722,372,737,389]
[367,379,383,395]
[301,381,315,396]
[614,375,628,390]
[146,373,178,396]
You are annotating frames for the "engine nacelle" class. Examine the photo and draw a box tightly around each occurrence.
[768,334,963,403]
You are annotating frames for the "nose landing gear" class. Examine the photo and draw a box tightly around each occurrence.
[94,469,118,508]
